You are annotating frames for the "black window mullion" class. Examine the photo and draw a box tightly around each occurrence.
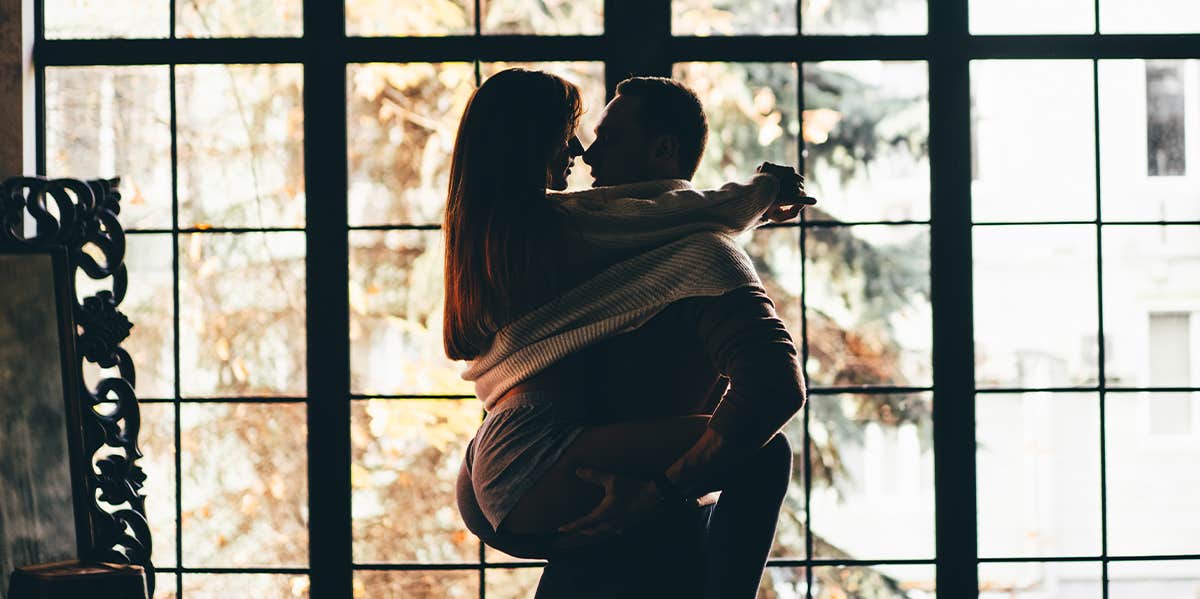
[603,0,671,93]
[929,0,979,597]
[304,0,352,597]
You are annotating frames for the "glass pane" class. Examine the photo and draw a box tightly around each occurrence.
[351,398,482,563]
[801,0,927,35]
[481,0,603,34]
[180,403,308,567]
[176,64,305,228]
[976,393,1102,557]
[182,573,309,598]
[1106,392,1200,556]
[972,61,1096,223]
[810,565,936,598]
[773,407,808,559]
[973,226,1098,388]
[1108,560,1200,598]
[739,227,803,343]
[77,233,175,398]
[152,576,178,599]
[479,62,607,191]
[806,225,932,387]
[177,0,303,37]
[45,0,168,38]
[803,61,929,222]
[1101,0,1200,33]
[1102,226,1200,386]
[349,230,471,396]
[673,62,799,192]
[139,403,177,569]
[1099,60,1200,222]
[45,66,172,230]
[354,570,478,598]
[970,0,1094,34]
[979,561,1102,598]
[179,232,307,398]
[347,63,475,227]
[671,0,797,35]
[760,566,810,598]
[345,0,473,36]
[810,393,934,560]
[484,567,544,599]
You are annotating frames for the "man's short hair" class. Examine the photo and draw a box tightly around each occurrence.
[615,77,709,179]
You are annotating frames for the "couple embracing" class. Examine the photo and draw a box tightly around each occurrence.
[444,68,814,598]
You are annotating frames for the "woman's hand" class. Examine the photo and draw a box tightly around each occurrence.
[556,467,664,537]
[757,162,816,223]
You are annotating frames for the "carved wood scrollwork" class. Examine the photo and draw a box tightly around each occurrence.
[0,176,154,591]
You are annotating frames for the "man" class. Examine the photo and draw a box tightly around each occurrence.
[456,77,807,598]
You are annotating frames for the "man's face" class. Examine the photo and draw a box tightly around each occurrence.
[582,94,658,187]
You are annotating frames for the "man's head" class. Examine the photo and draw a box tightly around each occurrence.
[583,77,708,186]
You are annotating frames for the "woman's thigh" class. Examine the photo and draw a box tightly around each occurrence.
[501,415,710,534]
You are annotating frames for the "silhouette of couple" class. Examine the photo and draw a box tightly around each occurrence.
[445,69,813,598]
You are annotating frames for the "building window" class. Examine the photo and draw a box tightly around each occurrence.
[1146,61,1187,177]
[1148,312,1193,435]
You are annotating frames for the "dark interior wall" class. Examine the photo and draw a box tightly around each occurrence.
[0,0,34,179]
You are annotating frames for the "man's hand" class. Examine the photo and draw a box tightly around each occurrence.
[757,162,816,223]
[557,467,663,537]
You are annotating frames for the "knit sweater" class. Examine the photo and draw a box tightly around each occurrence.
[462,173,782,408]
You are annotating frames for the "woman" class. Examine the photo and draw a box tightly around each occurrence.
[446,68,806,597]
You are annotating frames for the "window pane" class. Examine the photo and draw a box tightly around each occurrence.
[1106,392,1200,555]
[810,565,936,598]
[347,63,475,227]
[1101,226,1200,387]
[44,0,168,38]
[1099,60,1200,222]
[179,232,307,397]
[803,61,930,222]
[979,561,1102,598]
[972,61,1096,223]
[177,0,303,38]
[761,567,810,598]
[354,570,478,598]
[45,66,172,230]
[1101,0,1200,33]
[672,0,797,35]
[181,403,308,567]
[152,576,178,599]
[774,408,808,560]
[182,573,309,598]
[177,64,305,228]
[970,0,1094,34]
[973,226,1098,388]
[137,403,177,569]
[1108,560,1200,598]
[352,399,481,563]
[810,393,934,559]
[484,567,544,598]
[345,0,473,36]
[77,233,175,398]
[673,63,799,192]
[977,393,1102,557]
[481,0,603,34]
[479,62,607,191]
[801,0,927,35]
[805,225,932,387]
[349,230,471,396]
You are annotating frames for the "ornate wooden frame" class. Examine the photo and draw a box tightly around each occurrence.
[0,176,153,589]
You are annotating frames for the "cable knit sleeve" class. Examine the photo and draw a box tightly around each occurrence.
[550,173,780,264]
[680,285,806,449]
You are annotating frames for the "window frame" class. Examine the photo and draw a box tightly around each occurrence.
[31,0,1200,597]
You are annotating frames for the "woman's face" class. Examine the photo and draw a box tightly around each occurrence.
[547,134,585,191]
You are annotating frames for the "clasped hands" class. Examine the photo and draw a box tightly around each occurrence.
[758,161,816,223]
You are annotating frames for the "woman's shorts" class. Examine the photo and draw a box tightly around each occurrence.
[465,391,585,531]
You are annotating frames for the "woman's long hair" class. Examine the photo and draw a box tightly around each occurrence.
[443,69,583,360]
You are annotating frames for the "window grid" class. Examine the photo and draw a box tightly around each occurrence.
[31,0,1200,597]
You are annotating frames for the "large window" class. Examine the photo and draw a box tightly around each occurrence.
[34,0,1200,597]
